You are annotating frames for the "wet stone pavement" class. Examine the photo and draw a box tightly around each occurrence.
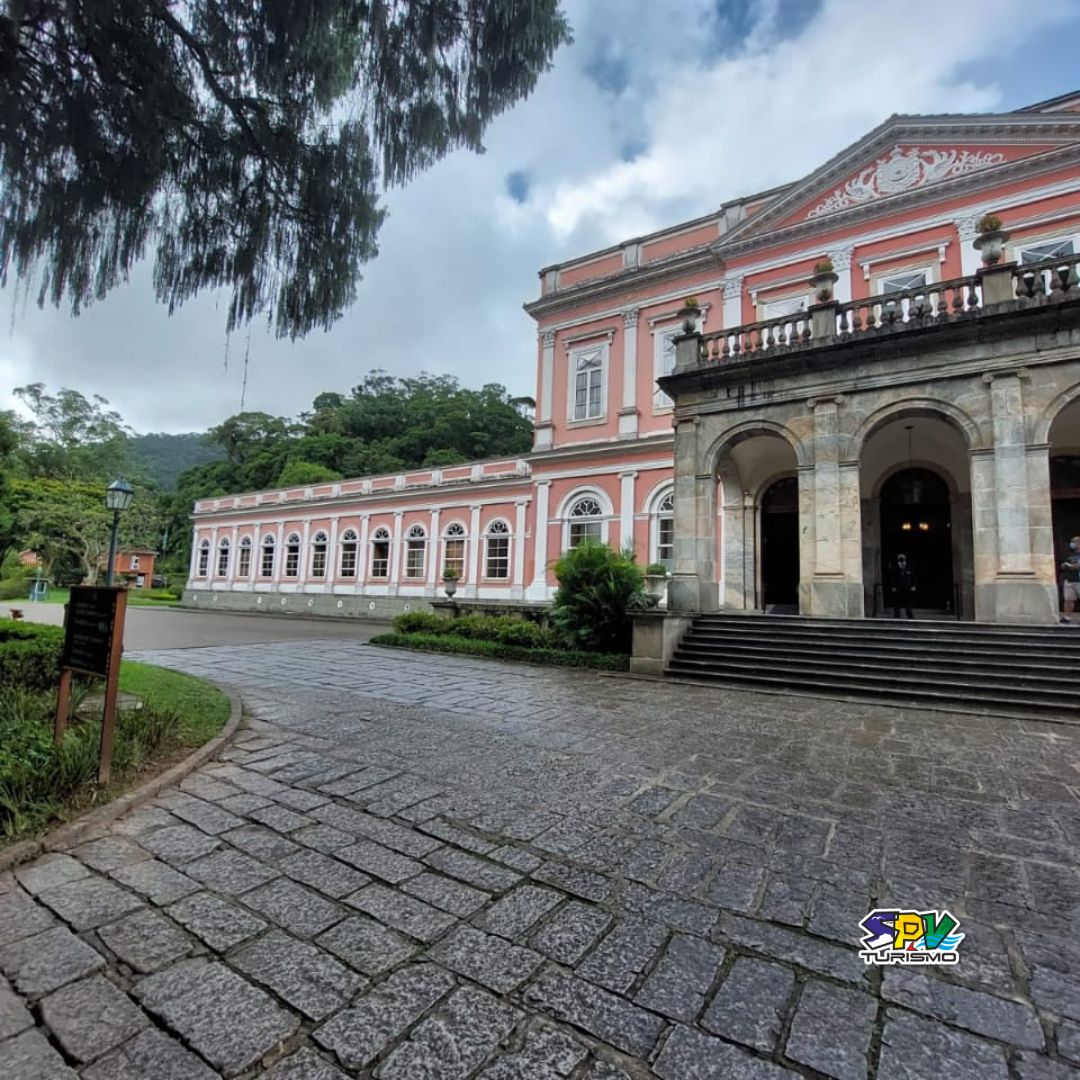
[3,639,1080,1079]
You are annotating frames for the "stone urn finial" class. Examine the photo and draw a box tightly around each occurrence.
[810,258,839,302]
[973,213,1009,266]
[442,571,459,598]
[678,296,701,334]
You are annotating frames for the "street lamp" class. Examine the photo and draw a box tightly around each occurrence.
[104,479,135,588]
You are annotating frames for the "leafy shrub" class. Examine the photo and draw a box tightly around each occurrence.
[0,620,64,691]
[138,587,181,602]
[392,611,453,635]
[0,577,31,601]
[492,619,550,648]
[370,632,629,671]
[644,564,668,577]
[551,541,647,654]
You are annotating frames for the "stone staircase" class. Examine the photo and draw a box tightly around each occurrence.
[666,612,1080,719]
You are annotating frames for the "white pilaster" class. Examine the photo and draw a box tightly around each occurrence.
[534,331,556,451]
[228,526,238,582]
[618,309,639,438]
[468,505,482,597]
[829,246,854,303]
[248,525,258,584]
[527,481,552,600]
[619,471,637,554]
[299,520,311,585]
[427,509,441,588]
[513,501,527,595]
[357,515,370,589]
[209,527,219,583]
[273,523,285,587]
[722,275,744,328]
[327,516,339,588]
[955,215,982,276]
[389,512,403,595]
[188,532,200,582]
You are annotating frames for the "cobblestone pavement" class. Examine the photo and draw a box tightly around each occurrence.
[3,640,1080,1079]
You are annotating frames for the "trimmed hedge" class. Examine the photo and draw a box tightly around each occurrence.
[0,619,64,691]
[371,632,629,671]
[391,611,554,649]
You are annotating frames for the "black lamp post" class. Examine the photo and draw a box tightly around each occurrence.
[104,479,135,587]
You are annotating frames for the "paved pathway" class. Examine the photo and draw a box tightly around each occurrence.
[2,640,1079,1078]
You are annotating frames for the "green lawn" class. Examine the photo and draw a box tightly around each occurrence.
[119,661,232,746]
[29,587,180,608]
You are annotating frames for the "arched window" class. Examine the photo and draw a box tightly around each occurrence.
[568,497,604,548]
[339,529,358,578]
[216,537,230,577]
[310,530,328,578]
[484,520,511,579]
[653,491,674,571]
[197,539,210,577]
[405,524,427,579]
[370,527,391,578]
[237,536,252,578]
[443,522,466,579]
[260,535,276,578]
[284,533,301,578]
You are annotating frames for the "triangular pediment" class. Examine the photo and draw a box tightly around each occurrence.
[717,110,1080,250]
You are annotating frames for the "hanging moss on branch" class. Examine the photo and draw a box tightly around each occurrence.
[0,1,571,339]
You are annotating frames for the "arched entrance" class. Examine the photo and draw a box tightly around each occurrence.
[1048,396,1080,618]
[761,476,799,611]
[879,468,954,613]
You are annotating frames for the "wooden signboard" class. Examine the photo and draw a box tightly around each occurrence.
[54,586,128,785]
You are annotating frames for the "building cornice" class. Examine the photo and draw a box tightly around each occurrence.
[527,430,674,467]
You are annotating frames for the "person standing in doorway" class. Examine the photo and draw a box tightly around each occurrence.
[889,553,917,619]
[1061,536,1080,626]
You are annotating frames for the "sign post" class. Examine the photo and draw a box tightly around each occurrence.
[55,586,128,785]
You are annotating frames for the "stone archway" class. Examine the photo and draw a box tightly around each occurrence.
[1048,394,1080,617]
[858,410,974,619]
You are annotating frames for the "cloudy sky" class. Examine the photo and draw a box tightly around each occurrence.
[3,0,1080,434]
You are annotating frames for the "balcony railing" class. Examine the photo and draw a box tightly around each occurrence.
[695,254,1080,365]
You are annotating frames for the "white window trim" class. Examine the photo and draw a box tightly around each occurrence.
[259,535,276,578]
[1008,229,1079,264]
[756,289,810,321]
[482,519,512,581]
[442,521,468,580]
[651,315,702,413]
[870,261,938,295]
[338,529,359,577]
[647,485,675,567]
[567,340,609,425]
[238,536,253,577]
[369,528,391,579]
[197,539,210,577]
[284,533,301,578]
[216,537,231,577]
[557,488,614,551]
[310,530,329,578]
[404,525,427,580]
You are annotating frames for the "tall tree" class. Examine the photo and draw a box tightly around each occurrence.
[0,411,18,565]
[0,1,571,339]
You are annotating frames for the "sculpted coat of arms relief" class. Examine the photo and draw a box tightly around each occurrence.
[807,145,1006,218]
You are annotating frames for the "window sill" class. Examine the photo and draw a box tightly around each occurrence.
[566,416,607,428]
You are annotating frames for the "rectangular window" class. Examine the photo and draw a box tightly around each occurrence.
[197,546,209,576]
[260,545,274,577]
[1018,237,1075,264]
[485,537,509,579]
[878,269,929,293]
[657,517,674,572]
[572,347,604,421]
[311,547,326,578]
[285,545,299,577]
[759,293,808,320]
[131,555,140,570]
[238,546,251,577]
[339,543,357,578]
[216,547,229,577]
[444,538,465,579]
[654,327,679,410]
[370,541,390,578]
[405,540,425,579]
[569,521,603,548]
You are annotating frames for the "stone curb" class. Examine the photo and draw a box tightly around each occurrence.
[0,683,244,872]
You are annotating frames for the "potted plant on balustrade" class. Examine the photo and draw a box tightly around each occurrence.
[643,564,669,604]
[973,214,1009,266]
[810,258,839,302]
[442,569,460,598]
[677,296,702,333]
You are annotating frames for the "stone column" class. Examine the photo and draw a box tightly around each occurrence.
[209,526,219,586]
[513,500,527,598]
[619,471,637,555]
[720,480,752,609]
[618,310,639,438]
[389,512,403,596]
[534,331,556,450]
[668,418,719,612]
[977,372,1056,622]
[527,481,551,601]
[468,504,482,598]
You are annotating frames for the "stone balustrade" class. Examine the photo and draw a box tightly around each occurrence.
[693,253,1080,366]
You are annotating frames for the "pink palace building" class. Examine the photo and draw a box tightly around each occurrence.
[187,92,1080,625]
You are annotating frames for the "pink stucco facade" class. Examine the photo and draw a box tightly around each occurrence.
[187,91,1080,611]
